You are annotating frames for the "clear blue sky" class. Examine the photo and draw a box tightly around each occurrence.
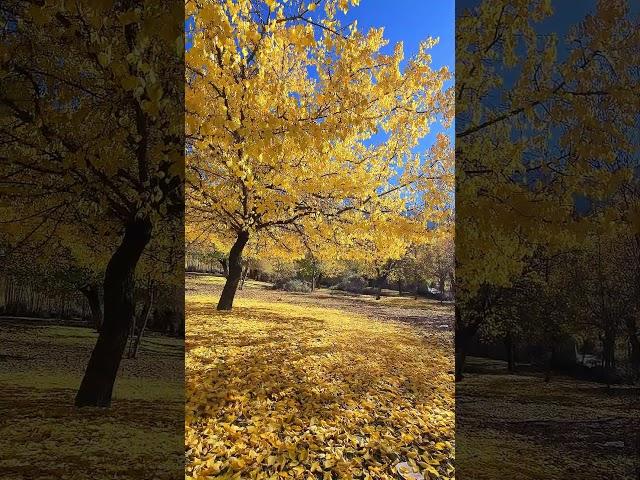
[342,1,454,77]
[339,0,454,155]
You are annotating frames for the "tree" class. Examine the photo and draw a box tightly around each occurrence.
[0,1,183,406]
[455,0,639,380]
[186,0,453,310]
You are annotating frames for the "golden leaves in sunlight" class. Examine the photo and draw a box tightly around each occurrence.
[185,286,454,479]
[186,0,453,261]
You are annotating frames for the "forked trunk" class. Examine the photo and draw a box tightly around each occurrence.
[75,218,152,407]
[217,231,249,311]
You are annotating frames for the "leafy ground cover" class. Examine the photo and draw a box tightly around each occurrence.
[185,274,454,480]
[457,357,640,480]
[0,320,183,479]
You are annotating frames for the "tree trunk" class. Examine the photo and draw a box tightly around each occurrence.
[79,283,103,331]
[505,330,515,372]
[448,271,455,299]
[544,344,554,383]
[455,330,475,381]
[130,281,155,359]
[629,328,640,380]
[219,258,229,277]
[455,308,479,381]
[239,264,249,291]
[375,274,386,300]
[75,218,152,407]
[217,231,249,311]
[398,279,403,295]
[602,326,616,373]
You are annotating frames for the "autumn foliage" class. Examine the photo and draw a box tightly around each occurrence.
[186,0,454,310]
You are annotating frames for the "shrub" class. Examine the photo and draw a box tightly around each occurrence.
[273,278,312,293]
[331,275,367,294]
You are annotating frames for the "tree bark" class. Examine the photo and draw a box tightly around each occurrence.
[455,308,479,381]
[239,264,249,290]
[75,218,152,407]
[544,344,554,383]
[79,283,103,331]
[602,326,616,373]
[375,273,387,300]
[505,330,515,372]
[217,231,249,311]
[129,281,155,359]
[628,321,640,380]
[219,258,229,277]
[438,276,446,301]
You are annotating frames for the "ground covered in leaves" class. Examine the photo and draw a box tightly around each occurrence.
[457,357,640,480]
[186,274,454,480]
[0,319,183,479]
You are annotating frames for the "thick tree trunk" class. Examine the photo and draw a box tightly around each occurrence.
[398,279,403,295]
[75,218,152,407]
[79,283,103,331]
[217,231,249,311]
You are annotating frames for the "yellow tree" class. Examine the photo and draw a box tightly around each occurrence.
[0,1,183,406]
[455,0,639,376]
[186,0,453,310]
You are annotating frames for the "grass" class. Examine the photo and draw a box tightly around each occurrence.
[185,274,454,480]
[0,320,183,480]
[456,357,640,480]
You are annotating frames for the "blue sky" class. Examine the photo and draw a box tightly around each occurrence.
[340,1,455,153]
[342,1,454,78]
